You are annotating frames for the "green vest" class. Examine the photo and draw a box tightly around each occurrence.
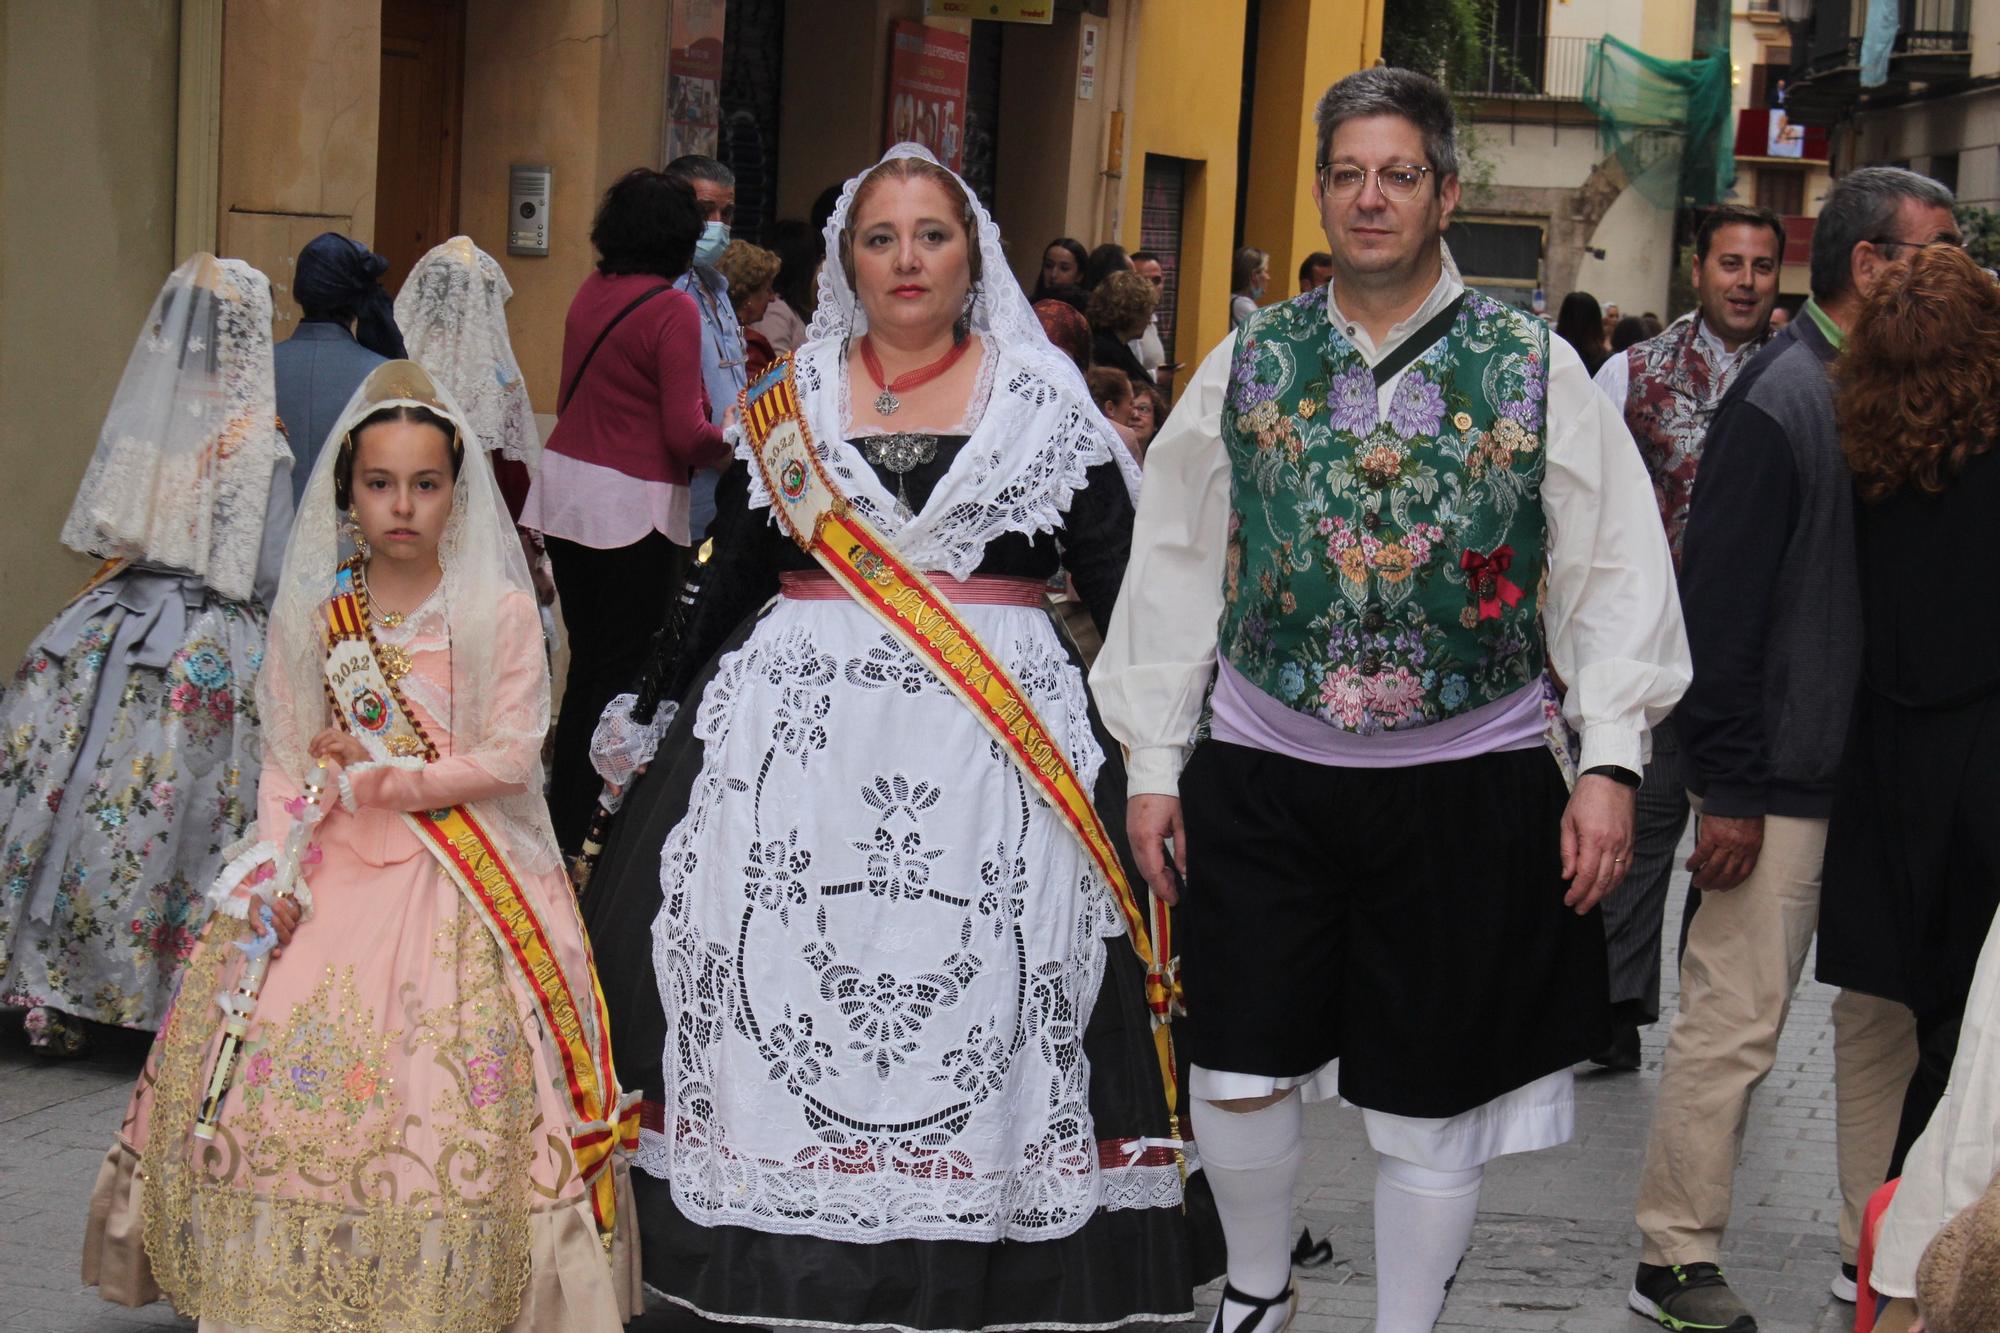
[1217,285,1550,734]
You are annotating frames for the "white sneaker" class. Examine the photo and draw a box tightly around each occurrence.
[1831,1265,1858,1303]
[1206,1282,1298,1333]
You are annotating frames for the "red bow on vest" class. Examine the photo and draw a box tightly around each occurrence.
[1461,545,1522,621]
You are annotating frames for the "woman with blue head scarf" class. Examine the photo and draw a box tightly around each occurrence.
[273,233,408,499]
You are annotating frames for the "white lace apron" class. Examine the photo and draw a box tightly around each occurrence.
[644,338,1149,1244]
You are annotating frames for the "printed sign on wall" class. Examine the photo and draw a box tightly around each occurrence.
[885,21,971,173]
[667,0,726,161]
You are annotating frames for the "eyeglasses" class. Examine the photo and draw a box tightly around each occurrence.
[1866,235,1964,255]
[1865,234,1996,278]
[1317,162,1434,203]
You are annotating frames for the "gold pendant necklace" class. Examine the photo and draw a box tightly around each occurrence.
[358,569,407,629]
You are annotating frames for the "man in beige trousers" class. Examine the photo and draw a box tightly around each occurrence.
[1627,167,1959,1332]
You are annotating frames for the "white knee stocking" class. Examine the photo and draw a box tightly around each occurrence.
[1191,1093,1303,1310]
[1373,1154,1484,1333]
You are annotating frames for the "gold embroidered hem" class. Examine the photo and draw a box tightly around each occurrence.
[84,1138,638,1331]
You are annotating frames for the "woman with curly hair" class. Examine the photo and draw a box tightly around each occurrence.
[1087,269,1157,386]
[1822,242,2000,1180]
[714,238,783,379]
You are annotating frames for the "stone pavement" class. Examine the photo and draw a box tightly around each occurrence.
[2,842,1855,1333]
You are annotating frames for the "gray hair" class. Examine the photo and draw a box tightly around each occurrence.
[664,154,735,189]
[1810,165,1955,301]
[1313,67,1459,181]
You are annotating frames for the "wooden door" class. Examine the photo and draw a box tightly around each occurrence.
[375,0,465,291]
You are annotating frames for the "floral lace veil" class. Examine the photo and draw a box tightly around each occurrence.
[394,237,541,470]
[59,254,291,603]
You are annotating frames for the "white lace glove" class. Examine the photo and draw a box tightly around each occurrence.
[590,692,676,788]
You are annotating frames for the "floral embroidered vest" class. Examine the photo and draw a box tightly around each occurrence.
[1217,286,1550,734]
[1622,313,1768,569]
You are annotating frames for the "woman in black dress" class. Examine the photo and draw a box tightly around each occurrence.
[583,144,1216,1332]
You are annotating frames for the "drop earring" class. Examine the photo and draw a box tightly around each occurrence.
[345,506,371,558]
[953,283,978,343]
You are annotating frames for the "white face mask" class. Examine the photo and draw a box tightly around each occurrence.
[695,220,730,268]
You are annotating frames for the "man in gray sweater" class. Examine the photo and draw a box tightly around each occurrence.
[1629,167,1957,1333]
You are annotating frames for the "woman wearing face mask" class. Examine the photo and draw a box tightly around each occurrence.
[1230,246,1271,330]
[578,144,1213,1332]
[523,168,729,862]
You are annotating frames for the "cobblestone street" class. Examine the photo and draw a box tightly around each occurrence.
[2,841,1852,1333]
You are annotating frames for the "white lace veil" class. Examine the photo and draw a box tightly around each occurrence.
[805,143,1141,497]
[60,254,290,603]
[394,237,540,469]
[260,359,560,873]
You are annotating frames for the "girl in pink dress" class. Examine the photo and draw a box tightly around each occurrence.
[84,360,638,1332]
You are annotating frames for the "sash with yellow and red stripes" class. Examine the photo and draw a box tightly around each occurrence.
[322,570,636,1247]
[741,357,1184,1118]
[406,806,636,1246]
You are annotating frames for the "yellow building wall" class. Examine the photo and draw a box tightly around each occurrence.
[1240,0,1384,308]
[1119,0,1249,373]
[0,2,182,660]
[1641,0,1696,60]
[458,0,671,413]
[1122,0,1383,372]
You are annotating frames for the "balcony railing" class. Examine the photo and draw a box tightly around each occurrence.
[1787,0,1971,121]
[1470,34,1597,100]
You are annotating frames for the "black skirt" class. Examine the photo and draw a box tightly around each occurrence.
[1820,685,2000,1018]
[582,608,1221,1332]
[1177,738,1610,1118]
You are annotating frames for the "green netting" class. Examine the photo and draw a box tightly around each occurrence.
[1582,32,1736,209]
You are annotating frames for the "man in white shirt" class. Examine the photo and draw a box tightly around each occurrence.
[1092,67,1689,1333]
[1587,206,1782,1076]
[1128,250,1169,382]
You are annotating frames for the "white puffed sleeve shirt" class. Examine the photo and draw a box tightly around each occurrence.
[1092,249,1692,797]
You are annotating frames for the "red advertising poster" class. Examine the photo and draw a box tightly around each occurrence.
[884,20,971,174]
[667,0,726,161]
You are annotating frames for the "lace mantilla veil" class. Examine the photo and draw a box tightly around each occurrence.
[394,236,541,469]
[59,254,291,604]
[261,359,560,874]
[802,142,1142,500]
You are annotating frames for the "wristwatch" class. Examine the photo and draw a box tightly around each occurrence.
[1583,764,1641,789]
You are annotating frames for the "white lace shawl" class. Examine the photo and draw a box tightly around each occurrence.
[60,255,290,604]
[752,143,1140,569]
[394,237,541,468]
[745,337,1131,579]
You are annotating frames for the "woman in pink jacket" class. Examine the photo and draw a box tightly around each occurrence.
[523,169,728,858]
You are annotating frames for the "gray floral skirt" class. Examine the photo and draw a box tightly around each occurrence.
[0,567,263,1046]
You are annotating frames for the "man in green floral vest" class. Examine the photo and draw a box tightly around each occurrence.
[1094,67,1691,1333]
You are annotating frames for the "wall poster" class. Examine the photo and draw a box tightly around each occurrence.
[667,0,726,161]
[884,20,971,173]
